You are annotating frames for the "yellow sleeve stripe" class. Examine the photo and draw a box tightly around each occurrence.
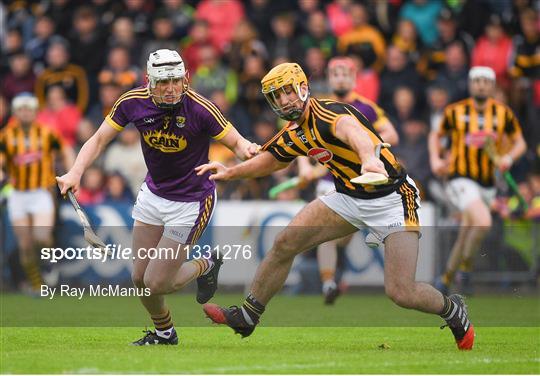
[105,116,124,131]
[187,91,229,128]
[261,125,290,151]
[108,88,149,118]
[311,100,338,124]
[212,121,233,140]
[312,99,341,121]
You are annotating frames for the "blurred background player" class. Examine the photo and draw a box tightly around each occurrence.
[429,66,527,295]
[0,93,74,294]
[199,62,475,350]
[56,49,258,346]
[298,56,399,304]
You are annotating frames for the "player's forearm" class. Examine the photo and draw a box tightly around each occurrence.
[346,130,376,162]
[227,152,286,179]
[506,136,527,162]
[233,137,253,160]
[378,123,399,146]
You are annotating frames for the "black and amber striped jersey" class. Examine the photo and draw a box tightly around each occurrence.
[438,97,523,187]
[263,98,406,199]
[0,120,64,191]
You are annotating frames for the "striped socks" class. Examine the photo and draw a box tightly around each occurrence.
[22,260,43,290]
[240,293,265,326]
[152,310,174,339]
[188,258,214,278]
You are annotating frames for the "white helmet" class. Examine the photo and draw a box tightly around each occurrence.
[147,49,188,107]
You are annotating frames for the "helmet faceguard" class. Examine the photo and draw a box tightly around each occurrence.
[147,49,188,109]
[261,63,310,121]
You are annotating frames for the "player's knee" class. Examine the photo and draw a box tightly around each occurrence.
[143,274,171,295]
[273,231,302,260]
[385,282,415,309]
[131,271,145,289]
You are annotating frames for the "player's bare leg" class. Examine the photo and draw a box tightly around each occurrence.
[437,199,491,294]
[317,234,353,304]
[384,231,444,313]
[384,230,475,349]
[203,199,356,336]
[12,215,43,292]
[131,220,220,345]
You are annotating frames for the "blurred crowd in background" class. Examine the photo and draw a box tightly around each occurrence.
[1,0,539,219]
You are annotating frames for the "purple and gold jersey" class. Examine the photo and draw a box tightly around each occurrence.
[105,86,232,201]
[346,92,389,132]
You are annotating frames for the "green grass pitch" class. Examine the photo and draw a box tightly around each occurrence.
[1,293,539,374]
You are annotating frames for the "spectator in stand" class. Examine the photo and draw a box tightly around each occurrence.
[379,44,423,111]
[36,85,81,147]
[368,0,402,40]
[86,81,123,127]
[34,39,89,113]
[42,0,76,37]
[471,14,514,90]
[433,42,470,102]
[418,8,475,80]
[235,55,268,129]
[2,52,36,103]
[304,47,328,97]
[160,0,195,40]
[25,15,57,72]
[191,44,238,104]
[394,118,432,197]
[510,8,539,154]
[391,19,422,63]
[103,125,146,196]
[77,165,106,205]
[389,86,419,134]
[68,5,107,103]
[337,3,386,72]
[224,20,268,72]
[140,10,178,68]
[298,11,337,61]
[179,19,216,73]
[245,0,286,44]
[297,0,322,34]
[120,0,153,39]
[75,118,97,152]
[325,0,354,37]
[195,0,245,52]
[98,45,142,92]
[399,0,442,47]
[0,29,23,76]
[104,171,135,204]
[210,90,252,139]
[108,17,141,65]
[425,84,450,131]
[350,55,379,102]
[267,12,301,62]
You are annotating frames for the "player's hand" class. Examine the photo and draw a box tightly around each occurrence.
[496,154,513,172]
[56,171,82,195]
[195,162,231,181]
[361,156,388,176]
[244,143,261,159]
[430,157,449,177]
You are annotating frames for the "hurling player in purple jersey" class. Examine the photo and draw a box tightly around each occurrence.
[297,56,399,304]
[57,49,259,345]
